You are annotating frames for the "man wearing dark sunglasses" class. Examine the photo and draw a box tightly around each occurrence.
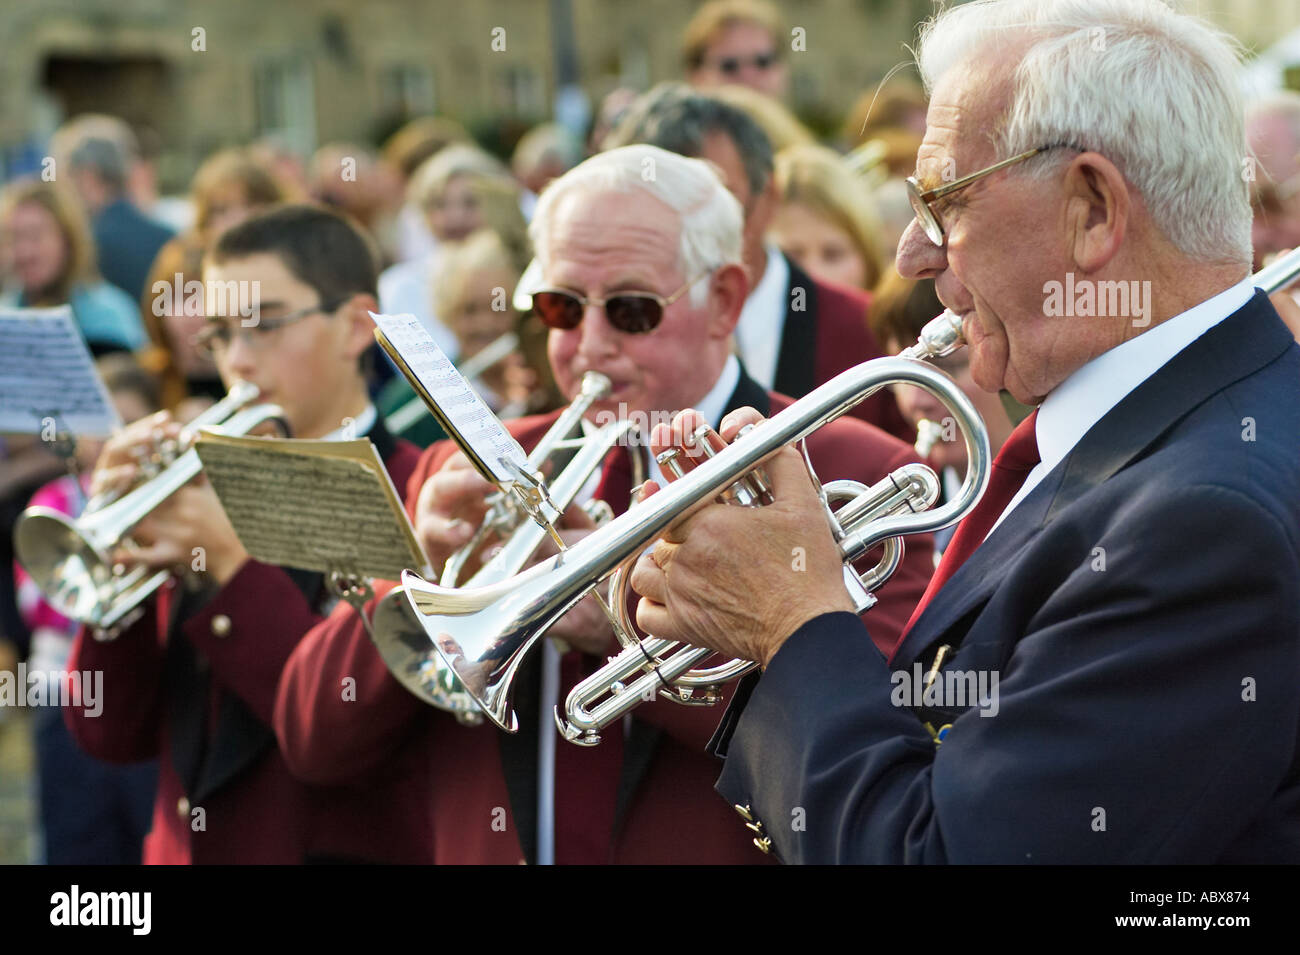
[683,0,789,101]
[275,144,935,865]
[65,205,423,864]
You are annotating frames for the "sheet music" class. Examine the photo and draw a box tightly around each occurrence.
[194,434,428,582]
[0,307,121,437]
[371,312,527,484]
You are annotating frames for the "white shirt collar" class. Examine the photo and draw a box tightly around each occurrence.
[320,403,378,442]
[734,243,788,390]
[992,276,1255,533]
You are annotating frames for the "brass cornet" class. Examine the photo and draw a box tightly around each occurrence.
[13,382,287,636]
[363,371,638,723]
[397,310,991,734]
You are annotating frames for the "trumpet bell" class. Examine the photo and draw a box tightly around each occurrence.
[369,588,484,724]
[13,507,123,623]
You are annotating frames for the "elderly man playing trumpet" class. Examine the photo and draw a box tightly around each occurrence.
[274,144,934,864]
[631,0,1300,863]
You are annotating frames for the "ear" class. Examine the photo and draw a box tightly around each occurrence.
[1062,153,1128,273]
[707,263,750,338]
[338,293,379,361]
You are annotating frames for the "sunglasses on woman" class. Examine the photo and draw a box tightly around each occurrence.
[529,270,714,334]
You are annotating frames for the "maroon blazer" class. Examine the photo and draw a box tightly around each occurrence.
[775,257,912,444]
[64,418,421,864]
[274,370,934,864]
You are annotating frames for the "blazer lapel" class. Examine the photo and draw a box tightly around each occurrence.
[772,257,818,399]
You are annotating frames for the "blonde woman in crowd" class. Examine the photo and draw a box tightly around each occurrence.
[376,144,513,359]
[768,143,887,291]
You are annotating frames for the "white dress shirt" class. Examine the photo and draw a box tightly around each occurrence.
[990,276,1256,534]
[734,243,789,390]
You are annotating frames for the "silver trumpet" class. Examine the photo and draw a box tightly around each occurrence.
[398,311,991,734]
[13,382,287,636]
[363,371,637,723]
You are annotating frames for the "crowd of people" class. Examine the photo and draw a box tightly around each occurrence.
[1,0,1298,865]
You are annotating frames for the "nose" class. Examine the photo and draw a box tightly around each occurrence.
[895,217,948,281]
[220,329,259,381]
[575,300,622,362]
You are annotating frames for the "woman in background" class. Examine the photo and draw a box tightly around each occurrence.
[768,143,887,292]
[140,148,284,419]
[379,227,555,446]
[0,179,145,355]
[377,144,514,360]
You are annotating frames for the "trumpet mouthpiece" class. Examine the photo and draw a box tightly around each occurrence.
[901,309,966,360]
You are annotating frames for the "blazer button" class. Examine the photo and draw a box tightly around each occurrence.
[177,796,190,819]
[733,803,754,822]
[753,835,773,854]
[211,614,232,637]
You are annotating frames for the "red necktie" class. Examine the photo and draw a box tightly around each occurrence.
[553,446,631,864]
[898,410,1040,643]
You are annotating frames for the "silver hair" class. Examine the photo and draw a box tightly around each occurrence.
[528,144,744,306]
[916,0,1252,266]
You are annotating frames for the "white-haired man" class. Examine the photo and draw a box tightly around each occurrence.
[630,0,1300,862]
[274,144,935,864]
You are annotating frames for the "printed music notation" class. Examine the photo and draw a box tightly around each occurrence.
[0,307,122,437]
[370,312,528,485]
[194,433,429,582]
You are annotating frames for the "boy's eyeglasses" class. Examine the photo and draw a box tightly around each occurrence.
[194,302,339,358]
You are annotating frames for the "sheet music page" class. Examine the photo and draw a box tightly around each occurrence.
[0,307,122,437]
[371,311,527,484]
[194,433,429,581]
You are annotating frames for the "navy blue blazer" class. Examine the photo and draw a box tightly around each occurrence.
[710,289,1300,863]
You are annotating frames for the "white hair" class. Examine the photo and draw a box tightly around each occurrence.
[528,144,744,305]
[917,0,1252,265]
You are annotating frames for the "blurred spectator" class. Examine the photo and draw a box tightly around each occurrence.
[587,87,640,156]
[607,83,909,439]
[1246,92,1300,272]
[770,143,887,291]
[683,0,788,101]
[381,116,470,263]
[870,273,1020,555]
[0,179,145,354]
[13,353,161,863]
[141,148,286,418]
[512,122,582,221]
[710,84,813,152]
[308,142,403,261]
[249,135,310,201]
[843,74,929,147]
[378,144,512,358]
[56,117,175,303]
[132,124,193,233]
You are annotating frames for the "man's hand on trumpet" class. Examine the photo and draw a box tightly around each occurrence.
[413,450,617,656]
[630,408,855,669]
[92,411,250,587]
